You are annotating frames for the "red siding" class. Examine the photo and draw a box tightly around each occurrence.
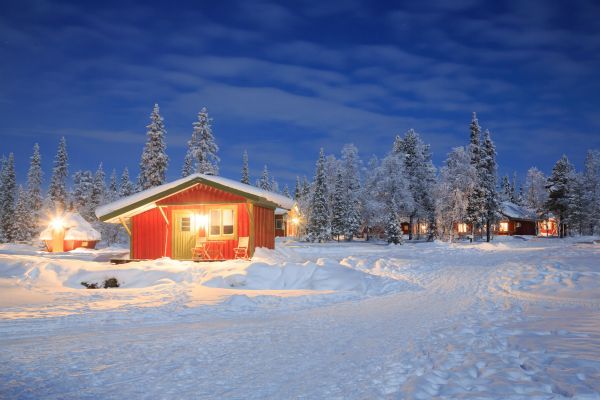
[253,205,275,249]
[44,240,98,252]
[157,183,246,205]
[132,208,168,259]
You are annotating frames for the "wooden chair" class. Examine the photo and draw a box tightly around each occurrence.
[191,236,210,260]
[233,236,249,259]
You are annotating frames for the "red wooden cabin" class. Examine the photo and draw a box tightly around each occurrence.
[96,174,294,260]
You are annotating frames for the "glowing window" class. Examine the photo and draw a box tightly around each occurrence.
[208,208,236,237]
[500,222,509,232]
[222,209,234,235]
[458,223,467,233]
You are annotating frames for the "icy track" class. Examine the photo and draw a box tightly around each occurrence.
[0,238,599,399]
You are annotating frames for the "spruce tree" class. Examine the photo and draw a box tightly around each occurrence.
[481,130,500,242]
[282,184,291,198]
[385,201,402,245]
[241,150,250,184]
[91,163,106,212]
[184,107,219,175]
[26,143,43,239]
[138,104,169,190]
[340,144,361,241]
[0,154,17,242]
[465,112,486,237]
[294,176,302,200]
[545,155,574,238]
[307,149,330,242]
[107,169,118,203]
[259,165,271,191]
[582,150,600,235]
[119,168,134,197]
[330,171,346,241]
[500,175,511,202]
[13,186,31,242]
[71,170,94,220]
[271,176,279,193]
[48,137,69,211]
[181,151,193,178]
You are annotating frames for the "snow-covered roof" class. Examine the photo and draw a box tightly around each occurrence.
[96,173,295,223]
[40,212,102,241]
[499,201,537,221]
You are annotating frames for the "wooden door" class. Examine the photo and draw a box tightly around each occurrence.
[172,211,196,260]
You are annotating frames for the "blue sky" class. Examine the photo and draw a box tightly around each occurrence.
[1,0,600,189]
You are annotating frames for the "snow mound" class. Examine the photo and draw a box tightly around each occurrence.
[204,253,404,295]
[39,212,101,241]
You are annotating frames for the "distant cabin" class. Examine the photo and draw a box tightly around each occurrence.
[95,174,295,260]
[40,212,101,252]
[496,201,537,235]
[453,201,558,238]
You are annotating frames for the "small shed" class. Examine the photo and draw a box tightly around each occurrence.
[497,201,537,235]
[40,212,101,252]
[95,173,294,260]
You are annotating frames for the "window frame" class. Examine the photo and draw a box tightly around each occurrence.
[207,206,237,240]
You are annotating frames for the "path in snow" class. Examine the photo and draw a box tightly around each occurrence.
[0,240,599,399]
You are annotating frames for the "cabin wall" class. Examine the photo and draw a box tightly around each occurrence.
[131,208,168,259]
[253,205,275,249]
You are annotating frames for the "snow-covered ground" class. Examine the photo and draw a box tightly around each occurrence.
[0,237,598,399]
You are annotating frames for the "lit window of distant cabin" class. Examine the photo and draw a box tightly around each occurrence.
[500,222,509,232]
[275,219,284,230]
[458,223,467,233]
[181,217,191,232]
[209,208,235,238]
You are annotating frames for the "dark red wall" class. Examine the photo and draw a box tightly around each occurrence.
[253,205,275,249]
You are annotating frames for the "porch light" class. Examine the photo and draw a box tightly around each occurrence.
[194,214,208,230]
[50,217,64,231]
[291,217,300,225]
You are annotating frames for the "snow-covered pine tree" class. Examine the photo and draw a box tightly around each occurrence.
[385,200,402,245]
[184,107,219,176]
[48,137,69,211]
[340,144,361,241]
[119,167,134,198]
[324,154,339,224]
[376,152,413,240]
[258,165,271,191]
[241,150,250,184]
[481,130,500,242]
[435,147,477,241]
[107,169,118,203]
[394,130,436,240]
[0,154,17,242]
[500,175,511,202]
[138,104,169,191]
[90,163,106,215]
[97,169,120,245]
[524,167,547,213]
[360,155,383,240]
[582,150,600,235]
[307,149,330,242]
[271,176,279,193]
[330,171,346,241]
[181,151,193,178]
[294,176,302,200]
[26,143,44,239]
[511,172,519,203]
[465,113,486,237]
[13,186,31,242]
[71,170,94,220]
[282,185,291,198]
[566,172,586,235]
[545,155,575,238]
